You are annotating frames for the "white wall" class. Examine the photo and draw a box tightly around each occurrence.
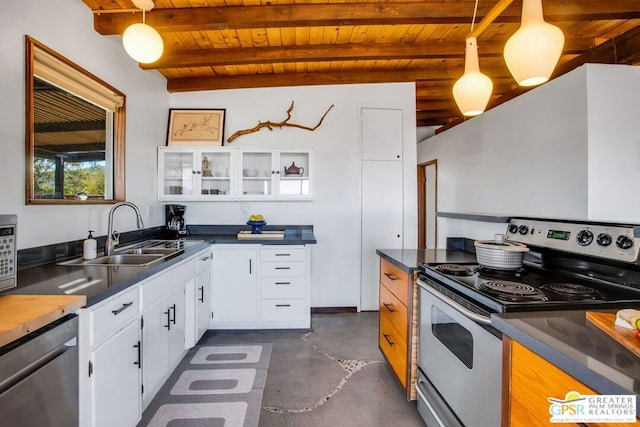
[418,64,640,246]
[170,83,417,308]
[0,0,169,249]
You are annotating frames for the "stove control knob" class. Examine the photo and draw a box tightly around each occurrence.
[508,224,518,234]
[518,225,529,235]
[596,233,612,247]
[576,230,594,246]
[616,235,634,250]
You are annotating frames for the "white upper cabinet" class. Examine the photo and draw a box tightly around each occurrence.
[360,107,403,161]
[158,147,235,201]
[159,147,312,201]
[239,148,312,200]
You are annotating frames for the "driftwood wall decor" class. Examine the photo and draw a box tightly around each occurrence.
[226,101,334,143]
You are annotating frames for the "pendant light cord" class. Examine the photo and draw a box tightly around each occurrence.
[470,0,480,32]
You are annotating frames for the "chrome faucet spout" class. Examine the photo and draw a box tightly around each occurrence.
[105,202,145,256]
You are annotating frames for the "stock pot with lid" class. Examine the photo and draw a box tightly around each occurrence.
[474,234,529,270]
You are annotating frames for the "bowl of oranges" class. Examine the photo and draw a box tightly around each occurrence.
[247,214,266,234]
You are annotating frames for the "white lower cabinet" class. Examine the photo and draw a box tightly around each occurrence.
[211,244,311,329]
[211,245,259,326]
[91,318,141,427]
[195,253,212,341]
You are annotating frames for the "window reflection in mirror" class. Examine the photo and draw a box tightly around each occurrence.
[26,36,125,204]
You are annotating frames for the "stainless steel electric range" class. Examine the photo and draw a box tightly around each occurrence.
[415,217,640,427]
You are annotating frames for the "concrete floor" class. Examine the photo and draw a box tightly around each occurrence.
[199,312,425,427]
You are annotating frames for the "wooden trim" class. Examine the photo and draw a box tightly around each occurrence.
[407,271,419,400]
[25,36,35,204]
[310,306,357,314]
[501,336,512,427]
[417,160,438,250]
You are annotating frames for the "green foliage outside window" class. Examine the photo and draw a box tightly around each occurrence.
[34,157,105,198]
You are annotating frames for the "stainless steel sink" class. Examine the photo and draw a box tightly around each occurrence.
[59,247,185,267]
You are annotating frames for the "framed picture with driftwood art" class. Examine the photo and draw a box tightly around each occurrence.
[166,108,226,146]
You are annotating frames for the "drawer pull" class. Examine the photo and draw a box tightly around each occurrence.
[200,255,211,261]
[383,272,398,281]
[275,253,291,256]
[275,304,291,307]
[112,301,133,315]
[383,333,395,346]
[382,302,395,313]
[275,281,291,285]
[275,267,291,270]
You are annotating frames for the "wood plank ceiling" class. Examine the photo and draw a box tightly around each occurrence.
[82,0,640,130]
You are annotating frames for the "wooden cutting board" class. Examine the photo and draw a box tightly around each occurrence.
[586,311,640,358]
[237,230,285,240]
[0,295,86,347]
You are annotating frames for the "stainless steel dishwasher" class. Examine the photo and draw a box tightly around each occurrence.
[0,315,78,426]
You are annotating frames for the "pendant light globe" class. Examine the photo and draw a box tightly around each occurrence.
[503,0,564,87]
[453,37,493,117]
[122,22,164,64]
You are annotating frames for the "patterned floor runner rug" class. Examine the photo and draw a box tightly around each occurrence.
[138,343,272,427]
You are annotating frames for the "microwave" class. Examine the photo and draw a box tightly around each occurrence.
[0,215,17,292]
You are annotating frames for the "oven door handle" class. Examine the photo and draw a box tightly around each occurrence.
[416,379,447,427]
[420,281,492,325]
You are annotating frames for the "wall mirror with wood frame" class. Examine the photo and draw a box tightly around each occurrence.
[25,35,126,204]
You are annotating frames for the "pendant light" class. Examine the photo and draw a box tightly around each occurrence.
[122,0,164,64]
[503,0,564,86]
[453,0,493,117]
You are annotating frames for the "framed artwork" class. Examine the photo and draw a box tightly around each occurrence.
[166,108,226,146]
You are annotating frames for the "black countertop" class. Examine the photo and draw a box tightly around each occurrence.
[375,248,477,272]
[13,225,316,307]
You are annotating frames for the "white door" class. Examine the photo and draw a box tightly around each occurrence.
[167,285,186,368]
[212,247,258,322]
[360,107,403,160]
[424,162,437,249]
[92,320,140,427]
[142,298,169,408]
[361,160,403,310]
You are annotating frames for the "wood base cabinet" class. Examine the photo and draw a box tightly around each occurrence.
[505,338,637,427]
[378,257,417,400]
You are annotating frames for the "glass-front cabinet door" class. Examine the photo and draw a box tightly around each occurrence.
[158,147,235,200]
[238,150,275,199]
[278,150,311,198]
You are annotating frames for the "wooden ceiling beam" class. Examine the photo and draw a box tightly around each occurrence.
[141,37,595,69]
[166,65,517,92]
[92,1,640,35]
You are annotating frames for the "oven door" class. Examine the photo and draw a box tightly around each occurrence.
[418,279,502,427]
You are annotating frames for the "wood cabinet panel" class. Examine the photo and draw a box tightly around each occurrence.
[380,258,408,306]
[379,284,407,339]
[379,313,407,387]
[508,340,637,427]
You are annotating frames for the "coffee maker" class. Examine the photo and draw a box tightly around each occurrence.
[166,204,189,237]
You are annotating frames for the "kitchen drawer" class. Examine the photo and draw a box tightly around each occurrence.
[140,258,195,308]
[196,249,212,275]
[379,284,407,340]
[90,287,139,347]
[260,247,306,262]
[380,258,408,306]
[260,262,306,277]
[379,313,407,387]
[260,299,307,322]
[261,277,306,299]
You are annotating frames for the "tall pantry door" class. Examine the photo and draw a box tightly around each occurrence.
[360,106,404,311]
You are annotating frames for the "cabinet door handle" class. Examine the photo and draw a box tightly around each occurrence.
[383,272,398,281]
[133,341,142,369]
[112,301,133,315]
[200,255,211,261]
[275,253,291,257]
[198,286,204,302]
[249,259,252,274]
[383,333,395,346]
[164,309,171,330]
[275,281,291,285]
[275,304,291,307]
[275,267,290,270]
[382,302,395,313]
[170,303,177,324]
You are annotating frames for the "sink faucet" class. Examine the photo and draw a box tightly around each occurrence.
[105,202,145,256]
